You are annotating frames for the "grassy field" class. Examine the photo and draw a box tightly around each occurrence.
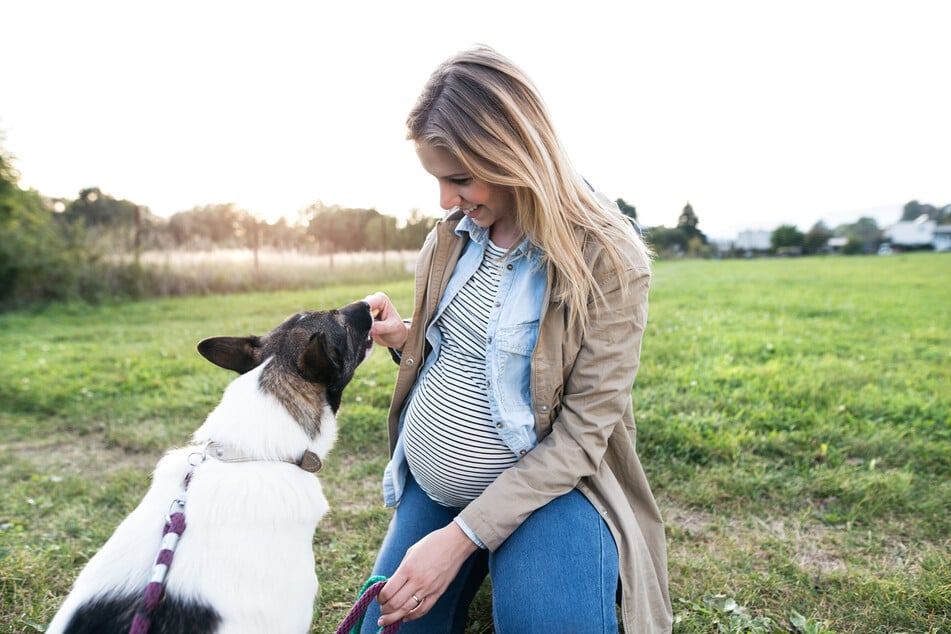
[1,253,948,633]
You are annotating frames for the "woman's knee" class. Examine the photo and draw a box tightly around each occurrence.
[489,490,619,633]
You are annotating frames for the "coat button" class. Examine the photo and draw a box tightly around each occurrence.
[405,357,415,367]
[540,405,548,412]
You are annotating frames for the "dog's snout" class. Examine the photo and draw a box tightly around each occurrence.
[341,300,373,330]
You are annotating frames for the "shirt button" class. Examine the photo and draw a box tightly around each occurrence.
[519,449,527,456]
[496,423,503,428]
[485,380,491,387]
[506,264,514,270]
[494,301,501,307]
[487,336,493,344]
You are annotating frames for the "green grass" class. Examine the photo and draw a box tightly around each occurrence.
[1,253,949,633]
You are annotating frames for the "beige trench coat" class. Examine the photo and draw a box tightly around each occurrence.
[386,210,672,633]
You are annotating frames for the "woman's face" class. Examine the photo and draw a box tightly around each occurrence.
[415,142,518,246]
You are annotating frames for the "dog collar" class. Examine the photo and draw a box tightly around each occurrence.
[202,441,323,473]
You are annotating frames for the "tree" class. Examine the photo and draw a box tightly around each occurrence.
[901,199,951,224]
[396,209,437,250]
[64,187,139,227]
[0,141,16,203]
[686,235,713,258]
[901,200,942,222]
[644,226,687,256]
[616,198,637,223]
[901,200,923,221]
[841,217,882,248]
[771,224,805,251]
[61,187,155,253]
[0,140,79,307]
[303,205,385,254]
[804,221,831,254]
[167,203,257,248]
[843,237,864,255]
[365,214,399,252]
[261,217,308,250]
[677,202,707,244]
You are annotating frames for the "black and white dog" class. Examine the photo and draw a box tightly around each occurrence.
[47,300,374,634]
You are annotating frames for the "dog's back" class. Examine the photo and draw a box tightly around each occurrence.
[47,302,373,634]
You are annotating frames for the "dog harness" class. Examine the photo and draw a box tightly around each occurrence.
[128,441,322,634]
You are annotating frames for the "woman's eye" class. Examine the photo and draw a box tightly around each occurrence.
[448,177,471,186]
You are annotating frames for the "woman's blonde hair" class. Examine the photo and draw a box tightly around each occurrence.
[407,44,651,331]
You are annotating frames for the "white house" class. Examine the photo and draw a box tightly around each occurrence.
[884,215,936,247]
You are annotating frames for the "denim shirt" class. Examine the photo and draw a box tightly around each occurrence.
[382,216,547,521]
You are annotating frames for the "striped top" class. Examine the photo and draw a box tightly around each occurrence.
[402,241,520,508]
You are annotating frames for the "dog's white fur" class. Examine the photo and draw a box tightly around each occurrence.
[47,361,338,634]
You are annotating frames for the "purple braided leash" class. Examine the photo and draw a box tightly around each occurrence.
[129,471,194,634]
[335,578,401,634]
[129,507,187,633]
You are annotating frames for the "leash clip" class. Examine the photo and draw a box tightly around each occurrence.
[165,496,186,523]
[188,445,209,467]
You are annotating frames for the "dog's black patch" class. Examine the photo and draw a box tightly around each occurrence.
[63,592,220,634]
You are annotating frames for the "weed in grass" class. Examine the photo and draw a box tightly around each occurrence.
[675,594,833,633]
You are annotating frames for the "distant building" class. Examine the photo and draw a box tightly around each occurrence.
[734,230,772,252]
[934,226,951,252]
[884,215,936,247]
[827,237,848,254]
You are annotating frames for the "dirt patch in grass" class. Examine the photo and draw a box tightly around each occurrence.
[660,500,920,577]
[2,434,159,478]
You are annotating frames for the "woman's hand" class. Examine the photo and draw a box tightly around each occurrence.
[364,292,409,351]
[375,523,479,626]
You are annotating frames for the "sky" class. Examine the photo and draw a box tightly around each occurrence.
[4,1,950,240]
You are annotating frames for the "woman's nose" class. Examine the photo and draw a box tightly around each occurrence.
[439,182,461,211]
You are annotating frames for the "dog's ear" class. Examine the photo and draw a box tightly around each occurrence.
[298,331,341,383]
[197,336,263,374]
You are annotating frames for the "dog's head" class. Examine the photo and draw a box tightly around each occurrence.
[196,300,374,435]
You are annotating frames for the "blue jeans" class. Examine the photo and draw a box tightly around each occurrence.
[359,474,619,633]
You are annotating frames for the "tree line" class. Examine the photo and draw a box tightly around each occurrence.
[55,188,437,254]
[631,200,950,258]
[3,132,948,310]
[760,198,950,256]
[0,137,440,308]
[48,187,940,260]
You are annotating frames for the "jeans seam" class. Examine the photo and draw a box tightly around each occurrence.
[599,513,608,632]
